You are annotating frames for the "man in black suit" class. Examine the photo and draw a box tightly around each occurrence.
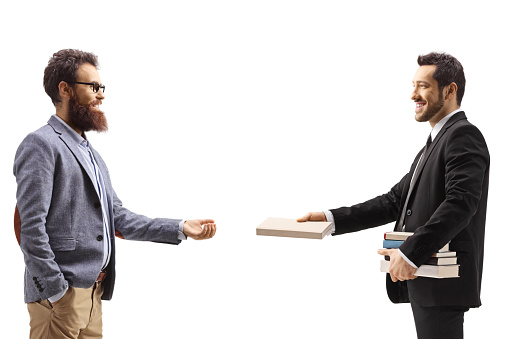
[298,52,489,339]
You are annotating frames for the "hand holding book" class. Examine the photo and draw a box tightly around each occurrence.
[296,212,327,222]
[380,232,460,279]
[377,248,418,282]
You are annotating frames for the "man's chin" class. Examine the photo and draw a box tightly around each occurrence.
[414,109,438,123]
[414,112,429,123]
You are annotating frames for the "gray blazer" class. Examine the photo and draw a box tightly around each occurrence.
[14,116,181,303]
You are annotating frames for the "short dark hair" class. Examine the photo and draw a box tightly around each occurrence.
[417,52,465,106]
[43,49,99,106]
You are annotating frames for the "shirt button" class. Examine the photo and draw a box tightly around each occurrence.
[97,235,104,241]
[406,209,412,216]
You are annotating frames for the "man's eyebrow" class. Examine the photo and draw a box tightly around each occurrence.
[413,80,431,85]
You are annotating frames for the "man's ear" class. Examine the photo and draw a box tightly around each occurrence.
[444,82,458,101]
[58,81,73,100]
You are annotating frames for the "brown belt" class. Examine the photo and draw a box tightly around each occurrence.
[96,270,107,282]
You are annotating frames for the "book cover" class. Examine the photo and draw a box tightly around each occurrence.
[383,240,450,252]
[256,217,332,239]
[384,232,413,241]
[382,239,404,248]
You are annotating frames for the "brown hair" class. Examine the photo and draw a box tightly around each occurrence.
[417,52,465,106]
[43,49,99,105]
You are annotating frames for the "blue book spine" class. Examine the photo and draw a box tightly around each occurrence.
[383,240,404,248]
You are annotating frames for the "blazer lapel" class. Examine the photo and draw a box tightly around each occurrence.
[47,116,100,200]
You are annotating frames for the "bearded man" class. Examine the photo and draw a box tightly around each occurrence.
[14,49,217,339]
[298,52,489,339]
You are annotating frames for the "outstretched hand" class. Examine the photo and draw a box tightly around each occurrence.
[378,248,417,282]
[183,219,216,240]
[296,212,327,222]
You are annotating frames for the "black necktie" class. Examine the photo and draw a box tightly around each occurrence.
[396,135,432,231]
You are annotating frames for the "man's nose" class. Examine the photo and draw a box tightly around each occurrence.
[96,89,105,100]
[410,88,418,101]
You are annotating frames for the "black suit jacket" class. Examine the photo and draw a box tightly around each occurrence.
[330,112,489,307]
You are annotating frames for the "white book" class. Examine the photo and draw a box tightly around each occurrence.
[380,260,459,279]
[431,251,457,258]
[256,217,332,239]
[384,232,413,241]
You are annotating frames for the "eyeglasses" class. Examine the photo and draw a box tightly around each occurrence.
[72,81,105,93]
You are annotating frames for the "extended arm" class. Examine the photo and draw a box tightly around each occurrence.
[111,188,183,244]
[111,190,216,243]
[328,173,408,234]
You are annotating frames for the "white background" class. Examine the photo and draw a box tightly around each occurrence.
[1,1,507,338]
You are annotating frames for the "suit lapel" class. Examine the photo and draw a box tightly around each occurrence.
[398,145,425,219]
[406,112,468,197]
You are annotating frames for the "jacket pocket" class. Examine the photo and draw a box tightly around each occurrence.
[49,237,76,251]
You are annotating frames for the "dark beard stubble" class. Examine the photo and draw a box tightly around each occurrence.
[415,91,445,123]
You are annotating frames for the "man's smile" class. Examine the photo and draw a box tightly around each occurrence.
[90,100,102,110]
[415,101,426,112]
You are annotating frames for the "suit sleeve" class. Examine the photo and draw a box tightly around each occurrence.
[13,133,67,300]
[330,173,408,235]
[399,124,489,267]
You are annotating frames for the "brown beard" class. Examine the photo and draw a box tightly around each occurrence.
[68,93,108,132]
[415,91,445,123]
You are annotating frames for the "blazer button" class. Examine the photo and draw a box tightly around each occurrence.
[94,202,101,208]
[406,209,412,216]
[97,235,104,241]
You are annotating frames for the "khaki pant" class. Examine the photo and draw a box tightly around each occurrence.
[27,282,104,339]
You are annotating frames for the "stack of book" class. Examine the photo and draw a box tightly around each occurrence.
[380,232,459,279]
